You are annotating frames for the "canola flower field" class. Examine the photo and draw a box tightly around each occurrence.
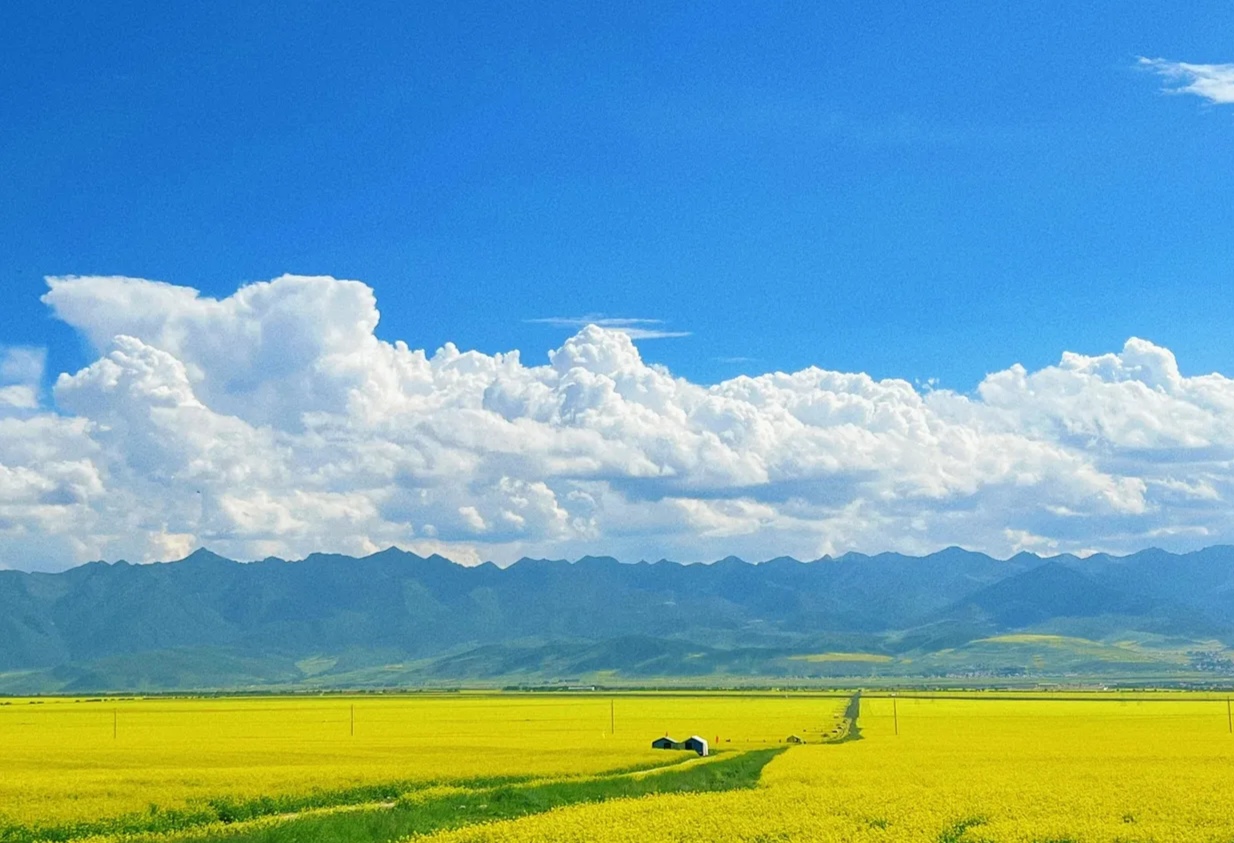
[421,692,1234,843]
[0,692,845,839]
[5,691,1234,842]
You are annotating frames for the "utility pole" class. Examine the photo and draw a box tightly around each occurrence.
[1227,697,1231,734]
[892,695,899,736]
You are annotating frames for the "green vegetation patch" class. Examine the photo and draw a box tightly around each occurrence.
[0,751,705,843]
[166,748,783,843]
[0,778,526,843]
[970,634,1162,664]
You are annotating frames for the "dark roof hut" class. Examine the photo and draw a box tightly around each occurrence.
[786,734,804,744]
[683,735,709,756]
[651,736,683,750]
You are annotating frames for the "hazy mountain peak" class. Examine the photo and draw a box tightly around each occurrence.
[173,548,232,565]
[362,546,422,563]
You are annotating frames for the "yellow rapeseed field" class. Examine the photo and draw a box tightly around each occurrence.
[419,693,1234,842]
[0,692,845,830]
[13,691,1234,841]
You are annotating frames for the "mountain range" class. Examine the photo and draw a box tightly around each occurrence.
[3,546,1234,692]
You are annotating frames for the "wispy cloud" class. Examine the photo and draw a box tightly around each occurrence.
[0,346,45,410]
[0,346,46,383]
[1139,57,1234,105]
[527,315,691,340]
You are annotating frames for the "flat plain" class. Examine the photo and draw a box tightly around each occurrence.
[0,692,842,840]
[6,691,1234,842]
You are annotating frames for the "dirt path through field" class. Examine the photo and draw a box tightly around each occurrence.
[820,691,862,743]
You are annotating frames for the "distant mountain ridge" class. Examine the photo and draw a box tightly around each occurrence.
[2,546,1234,692]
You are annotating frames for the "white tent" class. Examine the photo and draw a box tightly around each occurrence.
[683,735,709,756]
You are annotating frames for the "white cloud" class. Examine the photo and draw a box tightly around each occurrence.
[1139,57,1234,105]
[0,346,45,411]
[527,315,691,340]
[1,346,46,384]
[0,273,1232,569]
[0,386,38,410]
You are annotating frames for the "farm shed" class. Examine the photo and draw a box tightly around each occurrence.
[786,734,804,744]
[683,736,709,756]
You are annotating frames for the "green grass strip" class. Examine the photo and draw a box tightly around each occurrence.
[0,778,527,843]
[167,748,784,843]
[0,756,696,843]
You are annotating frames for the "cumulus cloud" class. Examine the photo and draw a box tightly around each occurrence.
[0,273,1232,569]
[1139,57,1234,105]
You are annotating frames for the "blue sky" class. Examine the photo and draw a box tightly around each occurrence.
[3,1,1232,388]
[3,2,1234,568]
